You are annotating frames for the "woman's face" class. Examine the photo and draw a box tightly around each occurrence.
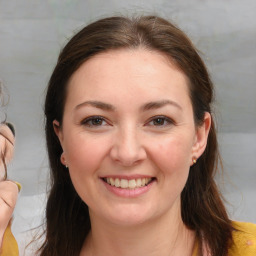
[55,49,210,226]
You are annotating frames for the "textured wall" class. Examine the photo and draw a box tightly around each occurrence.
[0,0,255,252]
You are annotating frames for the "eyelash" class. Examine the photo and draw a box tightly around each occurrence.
[81,116,108,127]
[81,115,174,128]
[146,115,175,127]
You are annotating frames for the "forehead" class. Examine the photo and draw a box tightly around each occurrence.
[66,49,191,107]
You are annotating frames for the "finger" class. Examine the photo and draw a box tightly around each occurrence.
[0,181,19,209]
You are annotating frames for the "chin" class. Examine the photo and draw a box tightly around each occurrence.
[102,204,158,227]
[109,215,150,227]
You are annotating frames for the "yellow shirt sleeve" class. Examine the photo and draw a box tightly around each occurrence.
[228,221,256,256]
[0,181,21,256]
[192,221,256,256]
[0,222,19,256]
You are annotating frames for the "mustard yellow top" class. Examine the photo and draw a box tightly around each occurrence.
[0,222,19,256]
[192,221,256,256]
[228,221,256,256]
[0,181,21,256]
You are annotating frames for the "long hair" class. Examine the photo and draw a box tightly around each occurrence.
[41,16,233,256]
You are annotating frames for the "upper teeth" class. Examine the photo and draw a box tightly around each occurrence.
[105,178,152,189]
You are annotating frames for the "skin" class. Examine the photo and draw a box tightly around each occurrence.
[0,124,15,180]
[0,124,18,248]
[54,49,211,256]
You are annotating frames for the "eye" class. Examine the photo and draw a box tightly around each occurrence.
[147,116,174,127]
[81,116,108,127]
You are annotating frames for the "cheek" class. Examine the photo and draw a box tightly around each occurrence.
[64,135,112,203]
[64,134,111,175]
[148,136,193,204]
[148,135,193,175]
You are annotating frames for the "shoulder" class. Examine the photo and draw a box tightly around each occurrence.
[228,221,256,256]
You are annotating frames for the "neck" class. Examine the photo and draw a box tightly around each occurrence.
[81,206,196,256]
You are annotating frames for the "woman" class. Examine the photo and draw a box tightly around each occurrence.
[0,121,20,255]
[40,16,256,256]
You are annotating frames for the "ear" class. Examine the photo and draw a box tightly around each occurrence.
[53,120,64,146]
[191,112,211,160]
[53,120,67,166]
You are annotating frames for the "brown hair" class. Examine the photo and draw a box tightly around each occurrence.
[41,16,233,256]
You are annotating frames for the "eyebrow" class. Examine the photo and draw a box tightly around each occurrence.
[75,101,115,111]
[75,99,182,112]
[141,100,182,111]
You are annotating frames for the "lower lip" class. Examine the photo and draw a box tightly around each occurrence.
[101,179,155,198]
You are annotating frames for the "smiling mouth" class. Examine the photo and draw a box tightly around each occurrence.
[102,177,155,189]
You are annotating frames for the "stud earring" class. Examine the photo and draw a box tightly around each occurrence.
[192,158,197,165]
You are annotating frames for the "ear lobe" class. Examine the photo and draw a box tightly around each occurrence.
[192,112,211,158]
[53,120,64,145]
[60,152,66,166]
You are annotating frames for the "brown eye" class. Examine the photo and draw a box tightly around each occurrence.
[82,116,107,127]
[153,118,165,126]
[91,118,103,126]
[147,116,174,127]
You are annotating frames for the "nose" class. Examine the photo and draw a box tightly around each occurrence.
[110,127,147,167]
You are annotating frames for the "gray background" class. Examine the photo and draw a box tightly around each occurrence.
[0,0,255,253]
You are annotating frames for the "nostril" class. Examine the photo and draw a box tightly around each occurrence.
[110,146,147,166]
